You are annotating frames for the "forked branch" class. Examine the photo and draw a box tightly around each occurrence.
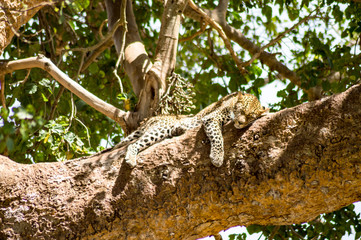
[187,0,246,73]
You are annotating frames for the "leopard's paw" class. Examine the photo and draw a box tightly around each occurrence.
[210,151,224,167]
[125,145,138,168]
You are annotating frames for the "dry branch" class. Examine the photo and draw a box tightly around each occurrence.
[182,2,322,99]
[187,0,246,73]
[243,9,319,67]
[1,83,361,239]
[0,55,130,130]
[0,74,5,109]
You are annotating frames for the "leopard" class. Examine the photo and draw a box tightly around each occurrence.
[113,92,268,168]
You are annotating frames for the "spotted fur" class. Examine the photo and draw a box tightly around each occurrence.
[114,92,268,167]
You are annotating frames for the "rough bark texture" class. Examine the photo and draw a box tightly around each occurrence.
[0,0,51,54]
[1,83,361,240]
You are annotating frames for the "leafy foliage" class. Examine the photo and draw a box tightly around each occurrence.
[0,0,360,238]
[230,205,361,240]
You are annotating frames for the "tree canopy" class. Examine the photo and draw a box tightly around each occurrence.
[0,0,361,239]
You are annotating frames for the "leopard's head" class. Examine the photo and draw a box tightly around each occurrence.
[233,92,268,129]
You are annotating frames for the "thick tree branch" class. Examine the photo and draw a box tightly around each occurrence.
[0,56,131,130]
[105,0,152,98]
[1,83,361,239]
[134,0,188,123]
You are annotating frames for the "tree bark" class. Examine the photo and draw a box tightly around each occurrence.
[0,0,52,54]
[105,0,187,132]
[1,83,361,239]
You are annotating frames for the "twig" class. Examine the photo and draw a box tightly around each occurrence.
[10,69,31,86]
[268,226,280,240]
[75,117,92,147]
[78,18,124,72]
[113,0,128,93]
[98,19,108,39]
[288,226,305,239]
[179,22,208,42]
[187,0,246,73]
[243,8,319,67]
[0,75,6,109]
[48,86,65,120]
[69,19,119,53]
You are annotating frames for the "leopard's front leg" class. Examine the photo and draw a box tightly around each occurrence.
[201,116,224,167]
[125,127,172,167]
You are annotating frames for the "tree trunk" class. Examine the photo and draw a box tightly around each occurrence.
[1,83,361,239]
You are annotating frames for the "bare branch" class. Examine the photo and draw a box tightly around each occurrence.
[113,0,128,93]
[0,55,129,128]
[243,9,319,67]
[80,38,113,72]
[179,22,208,43]
[70,19,123,54]
[0,74,6,109]
[187,0,246,73]
[182,4,322,99]
[105,0,152,97]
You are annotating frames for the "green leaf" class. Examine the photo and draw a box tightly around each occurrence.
[247,225,263,234]
[25,83,37,94]
[264,5,273,21]
[41,93,49,102]
[321,80,331,91]
[89,62,99,74]
[16,107,33,120]
[39,78,52,88]
[6,138,15,152]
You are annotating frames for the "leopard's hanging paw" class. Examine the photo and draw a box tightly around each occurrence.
[125,144,138,168]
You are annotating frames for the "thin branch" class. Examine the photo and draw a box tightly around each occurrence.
[269,226,280,240]
[80,38,113,73]
[288,226,305,239]
[71,19,123,53]
[187,0,246,73]
[10,69,31,86]
[243,9,319,67]
[179,22,208,42]
[0,74,6,109]
[98,19,108,39]
[48,86,65,120]
[113,0,128,93]
[182,4,321,99]
[63,19,124,72]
